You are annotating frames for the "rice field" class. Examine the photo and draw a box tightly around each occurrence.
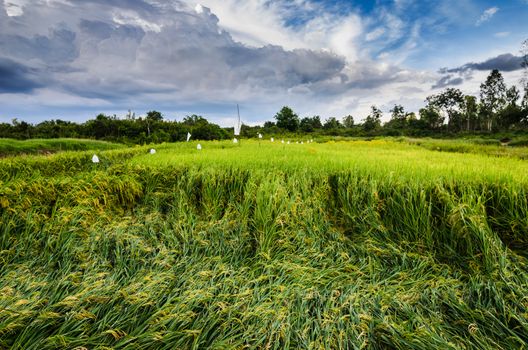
[0,138,126,157]
[1,139,528,349]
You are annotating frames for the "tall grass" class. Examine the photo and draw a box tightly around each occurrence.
[1,139,528,348]
[0,138,126,157]
[404,137,528,159]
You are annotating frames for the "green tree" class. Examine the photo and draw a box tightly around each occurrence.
[522,39,528,83]
[522,83,528,111]
[146,110,163,121]
[323,117,342,130]
[461,95,479,131]
[362,106,382,132]
[427,88,465,131]
[274,106,300,132]
[343,115,354,128]
[419,106,443,130]
[499,86,524,128]
[385,104,408,130]
[182,115,228,140]
[300,116,322,132]
[480,69,507,131]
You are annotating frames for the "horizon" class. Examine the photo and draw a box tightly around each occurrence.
[0,0,527,127]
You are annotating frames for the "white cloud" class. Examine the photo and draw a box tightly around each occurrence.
[365,28,385,41]
[0,0,524,125]
[476,7,499,26]
[494,31,510,38]
[112,11,162,33]
[3,0,25,16]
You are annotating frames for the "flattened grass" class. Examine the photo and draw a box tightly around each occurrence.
[1,139,528,349]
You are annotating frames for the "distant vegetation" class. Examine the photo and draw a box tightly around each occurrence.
[0,138,125,157]
[1,69,528,143]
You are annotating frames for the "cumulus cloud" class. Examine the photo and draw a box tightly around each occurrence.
[0,2,350,98]
[1,0,424,123]
[475,7,499,26]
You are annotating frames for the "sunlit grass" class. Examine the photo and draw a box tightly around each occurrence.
[132,139,528,184]
[0,138,126,157]
[1,139,528,349]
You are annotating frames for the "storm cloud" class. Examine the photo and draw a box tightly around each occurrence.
[432,52,526,90]
[444,53,525,74]
[432,74,464,89]
[3,0,524,124]
[0,1,351,99]
[0,58,42,93]
[0,0,419,123]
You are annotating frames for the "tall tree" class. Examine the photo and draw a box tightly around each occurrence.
[506,86,520,107]
[522,83,528,111]
[426,88,464,131]
[300,116,322,132]
[500,86,524,128]
[323,117,342,130]
[522,39,528,84]
[274,106,300,132]
[343,115,354,128]
[461,95,479,131]
[146,110,163,121]
[385,104,407,129]
[362,106,382,132]
[419,106,443,130]
[480,69,507,131]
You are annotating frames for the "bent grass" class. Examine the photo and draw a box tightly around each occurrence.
[1,139,528,349]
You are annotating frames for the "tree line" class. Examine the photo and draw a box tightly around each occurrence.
[1,69,528,143]
[270,69,528,137]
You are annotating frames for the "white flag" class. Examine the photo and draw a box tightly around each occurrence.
[92,154,99,163]
[187,132,191,142]
[150,149,156,154]
[234,104,241,136]
[197,144,202,150]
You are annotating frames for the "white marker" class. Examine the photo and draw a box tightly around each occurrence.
[258,133,263,139]
[150,148,156,154]
[92,154,99,163]
[233,138,238,143]
[187,132,191,142]
[281,140,284,144]
[271,137,274,142]
[197,144,202,150]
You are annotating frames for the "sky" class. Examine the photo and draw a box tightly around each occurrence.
[0,0,527,126]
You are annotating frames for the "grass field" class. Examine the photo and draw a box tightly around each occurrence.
[0,138,126,157]
[1,139,528,349]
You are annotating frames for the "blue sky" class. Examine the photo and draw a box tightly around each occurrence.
[0,0,527,126]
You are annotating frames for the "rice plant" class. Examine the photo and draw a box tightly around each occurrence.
[1,139,528,349]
